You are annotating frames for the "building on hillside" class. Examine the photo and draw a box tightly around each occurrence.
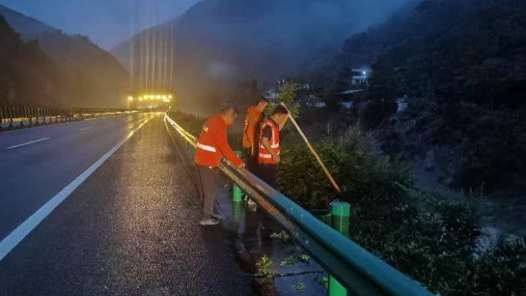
[337,89,365,109]
[276,78,310,91]
[263,89,280,103]
[264,79,311,104]
[351,68,372,86]
[396,96,408,112]
[301,94,325,108]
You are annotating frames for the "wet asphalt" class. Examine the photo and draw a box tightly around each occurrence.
[0,113,151,240]
[0,116,254,296]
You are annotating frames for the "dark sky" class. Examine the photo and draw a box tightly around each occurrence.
[0,0,198,49]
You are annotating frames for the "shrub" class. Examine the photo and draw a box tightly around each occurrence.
[278,141,348,209]
[276,123,525,295]
[358,99,398,130]
[265,81,300,119]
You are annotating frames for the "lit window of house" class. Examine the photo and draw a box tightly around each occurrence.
[351,68,372,85]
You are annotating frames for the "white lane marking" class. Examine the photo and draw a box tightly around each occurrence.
[80,126,94,131]
[5,138,51,150]
[0,115,131,134]
[0,116,155,261]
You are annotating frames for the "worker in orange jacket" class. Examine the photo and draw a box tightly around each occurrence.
[242,97,268,207]
[194,106,245,226]
[257,105,289,188]
[242,97,269,172]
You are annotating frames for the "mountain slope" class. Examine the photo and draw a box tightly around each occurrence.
[0,15,65,106]
[112,0,412,107]
[111,19,179,94]
[327,0,526,107]
[319,0,526,192]
[0,5,128,108]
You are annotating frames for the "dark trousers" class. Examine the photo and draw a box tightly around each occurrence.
[258,164,278,188]
[196,165,220,217]
[243,147,259,175]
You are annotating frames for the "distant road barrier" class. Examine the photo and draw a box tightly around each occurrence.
[164,112,435,296]
[0,106,140,130]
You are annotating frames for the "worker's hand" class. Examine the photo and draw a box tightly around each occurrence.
[238,163,246,169]
[272,154,281,164]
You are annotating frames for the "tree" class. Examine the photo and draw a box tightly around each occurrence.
[267,81,300,118]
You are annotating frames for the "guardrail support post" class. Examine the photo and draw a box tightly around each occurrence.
[311,210,332,227]
[232,151,243,202]
[231,198,243,234]
[329,201,350,296]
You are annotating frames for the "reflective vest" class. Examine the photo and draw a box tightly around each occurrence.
[258,119,280,164]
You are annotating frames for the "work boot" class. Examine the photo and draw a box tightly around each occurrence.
[212,213,222,220]
[199,217,220,226]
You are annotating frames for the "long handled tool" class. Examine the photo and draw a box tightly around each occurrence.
[279,102,342,193]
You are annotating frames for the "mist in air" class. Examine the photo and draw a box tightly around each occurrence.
[113,0,415,114]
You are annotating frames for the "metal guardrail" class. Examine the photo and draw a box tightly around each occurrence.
[164,113,435,296]
[0,106,140,129]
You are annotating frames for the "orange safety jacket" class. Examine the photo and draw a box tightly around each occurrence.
[194,114,243,168]
[243,106,263,150]
[257,119,280,165]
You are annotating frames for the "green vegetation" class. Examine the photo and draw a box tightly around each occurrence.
[279,256,295,267]
[265,81,300,119]
[269,231,294,244]
[306,0,526,193]
[318,277,329,289]
[256,254,275,279]
[365,0,526,192]
[296,282,305,291]
[276,127,526,295]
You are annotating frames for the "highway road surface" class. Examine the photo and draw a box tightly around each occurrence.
[0,113,254,295]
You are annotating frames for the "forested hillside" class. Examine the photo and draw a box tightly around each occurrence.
[310,0,526,193]
[0,5,128,108]
[0,15,64,106]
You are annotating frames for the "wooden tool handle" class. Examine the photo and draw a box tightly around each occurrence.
[279,103,342,193]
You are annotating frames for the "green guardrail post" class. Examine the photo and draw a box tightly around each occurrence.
[233,198,242,223]
[231,198,243,234]
[311,210,332,227]
[329,201,350,296]
[233,151,243,202]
